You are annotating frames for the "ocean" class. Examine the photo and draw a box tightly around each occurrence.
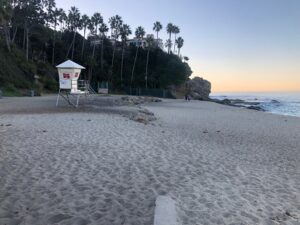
[210,92,300,117]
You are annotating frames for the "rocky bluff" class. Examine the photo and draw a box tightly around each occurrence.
[187,77,211,100]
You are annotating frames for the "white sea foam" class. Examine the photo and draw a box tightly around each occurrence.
[211,92,300,117]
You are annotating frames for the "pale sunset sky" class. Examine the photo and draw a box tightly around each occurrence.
[56,0,300,92]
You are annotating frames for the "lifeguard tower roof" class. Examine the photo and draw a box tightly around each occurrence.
[56,60,85,69]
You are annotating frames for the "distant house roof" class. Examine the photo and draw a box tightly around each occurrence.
[56,60,85,69]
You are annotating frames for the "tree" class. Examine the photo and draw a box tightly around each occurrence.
[99,22,108,70]
[58,8,66,32]
[153,21,162,40]
[166,23,174,54]
[109,15,122,39]
[43,0,56,27]
[131,26,145,86]
[91,12,102,35]
[18,0,45,60]
[120,24,132,83]
[165,39,172,54]
[80,14,90,58]
[66,6,80,60]
[145,35,155,89]
[87,19,95,81]
[108,15,123,79]
[183,56,189,62]
[173,25,180,53]
[0,0,192,94]
[176,37,184,56]
[90,12,103,59]
[87,19,95,35]
[50,8,61,65]
[99,22,108,37]
[7,0,21,46]
[0,0,13,52]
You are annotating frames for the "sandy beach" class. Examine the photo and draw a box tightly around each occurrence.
[0,96,299,225]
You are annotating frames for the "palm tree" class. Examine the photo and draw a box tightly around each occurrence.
[91,13,102,35]
[44,0,55,27]
[145,35,155,89]
[99,23,109,36]
[173,26,180,53]
[87,19,95,35]
[166,23,174,53]
[80,14,90,58]
[99,22,108,70]
[176,37,184,56]
[108,15,123,78]
[51,8,61,65]
[66,6,80,60]
[120,24,132,83]
[90,12,103,59]
[131,26,145,86]
[153,21,162,40]
[58,8,67,32]
[108,15,122,38]
[87,19,96,81]
[165,39,172,53]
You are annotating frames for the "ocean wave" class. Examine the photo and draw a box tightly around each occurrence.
[211,92,300,117]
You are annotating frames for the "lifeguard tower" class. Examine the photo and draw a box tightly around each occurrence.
[56,60,87,107]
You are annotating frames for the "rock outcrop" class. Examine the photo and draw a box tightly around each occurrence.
[120,96,162,105]
[210,98,265,111]
[187,77,211,100]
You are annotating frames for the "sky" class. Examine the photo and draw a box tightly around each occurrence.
[55,0,300,92]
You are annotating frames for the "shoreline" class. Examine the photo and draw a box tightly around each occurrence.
[210,92,300,117]
[1,94,299,118]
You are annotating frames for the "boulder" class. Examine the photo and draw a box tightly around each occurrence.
[247,106,265,111]
[187,77,211,100]
[220,99,232,105]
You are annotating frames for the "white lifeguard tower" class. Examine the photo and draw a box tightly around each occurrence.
[56,60,86,107]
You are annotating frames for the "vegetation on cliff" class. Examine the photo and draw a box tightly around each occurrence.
[0,0,192,95]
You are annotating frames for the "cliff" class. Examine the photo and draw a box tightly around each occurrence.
[187,77,211,100]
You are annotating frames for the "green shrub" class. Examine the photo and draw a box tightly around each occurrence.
[1,84,21,96]
[41,75,58,91]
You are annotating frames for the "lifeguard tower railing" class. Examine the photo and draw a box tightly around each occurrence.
[78,80,97,95]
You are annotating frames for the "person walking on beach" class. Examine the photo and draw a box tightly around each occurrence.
[184,80,191,101]
[185,93,190,101]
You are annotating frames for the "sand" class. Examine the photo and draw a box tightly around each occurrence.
[0,96,299,225]
[154,196,177,225]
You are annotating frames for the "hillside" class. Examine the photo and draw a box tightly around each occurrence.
[0,43,57,96]
[0,1,192,96]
